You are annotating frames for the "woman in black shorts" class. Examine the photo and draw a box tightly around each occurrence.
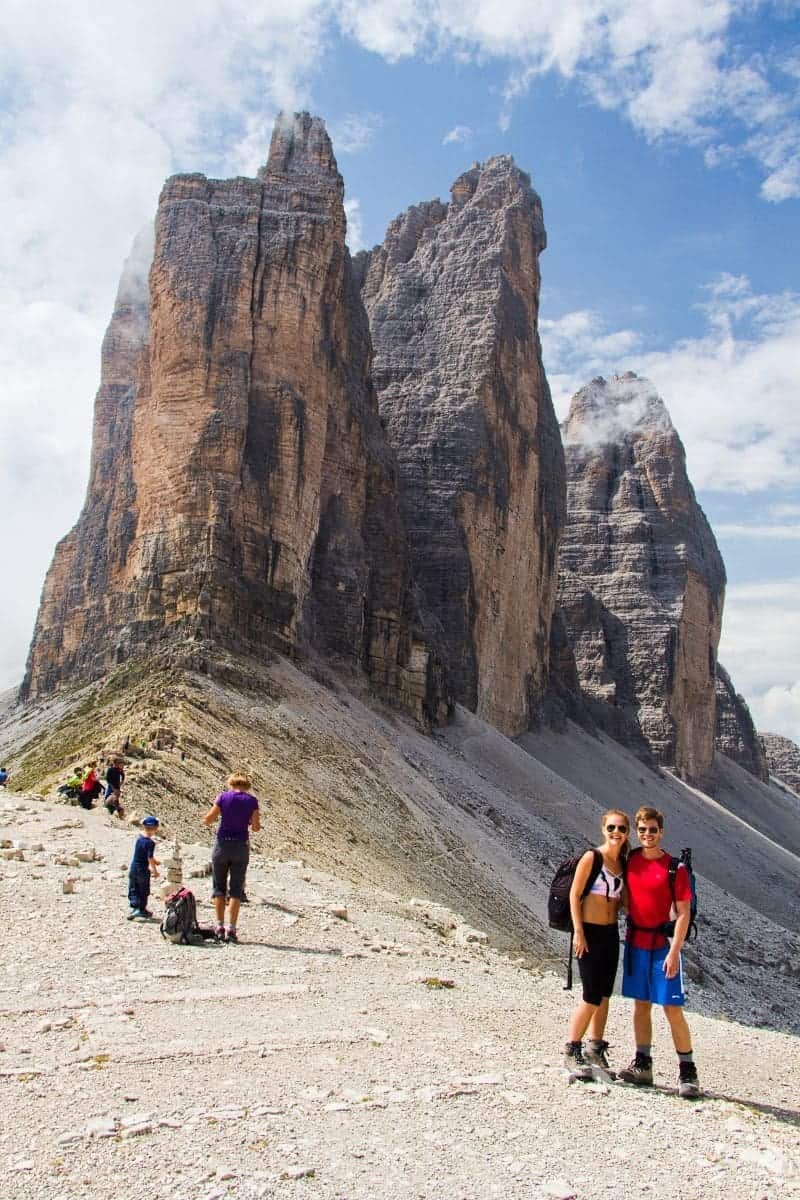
[563,808,629,1078]
[203,772,261,943]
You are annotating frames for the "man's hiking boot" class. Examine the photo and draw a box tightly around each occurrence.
[127,908,142,920]
[225,928,239,944]
[678,1061,700,1099]
[618,1052,654,1086]
[563,1041,593,1081]
[584,1039,616,1079]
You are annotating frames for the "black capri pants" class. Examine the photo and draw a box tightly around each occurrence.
[211,837,250,900]
[577,922,620,1006]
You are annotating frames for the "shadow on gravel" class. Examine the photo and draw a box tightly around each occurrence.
[705,1091,800,1127]
[257,900,304,916]
[642,1084,800,1127]
[228,941,343,956]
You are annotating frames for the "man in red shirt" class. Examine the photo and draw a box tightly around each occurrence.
[619,805,700,1098]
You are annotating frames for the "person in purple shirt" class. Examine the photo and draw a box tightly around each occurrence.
[203,772,261,943]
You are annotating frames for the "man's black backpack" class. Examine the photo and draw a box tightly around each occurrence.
[548,850,604,990]
[625,846,698,941]
[160,887,218,945]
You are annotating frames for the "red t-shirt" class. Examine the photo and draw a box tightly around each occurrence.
[626,850,691,949]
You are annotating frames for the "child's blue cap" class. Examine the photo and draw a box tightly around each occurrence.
[142,815,159,827]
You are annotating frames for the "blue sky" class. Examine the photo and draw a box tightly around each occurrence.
[1,1,798,741]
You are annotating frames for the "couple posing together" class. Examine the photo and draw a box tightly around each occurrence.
[564,805,700,1099]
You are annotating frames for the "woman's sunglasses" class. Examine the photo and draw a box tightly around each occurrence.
[605,824,628,833]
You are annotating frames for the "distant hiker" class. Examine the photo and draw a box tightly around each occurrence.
[563,809,629,1079]
[618,806,699,1099]
[57,765,83,801]
[78,763,102,809]
[0,767,8,787]
[128,816,160,920]
[104,758,126,818]
[203,772,261,943]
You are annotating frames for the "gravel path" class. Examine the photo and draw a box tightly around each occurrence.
[1,792,798,1200]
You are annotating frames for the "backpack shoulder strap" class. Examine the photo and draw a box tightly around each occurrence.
[579,849,604,899]
[667,855,680,903]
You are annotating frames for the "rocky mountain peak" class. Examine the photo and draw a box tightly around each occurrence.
[360,157,563,735]
[556,375,725,786]
[21,111,448,723]
[761,732,800,794]
[563,372,675,448]
[259,111,339,187]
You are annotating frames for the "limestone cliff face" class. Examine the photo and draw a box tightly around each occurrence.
[21,114,448,723]
[358,159,565,735]
[761,733,800,794]
[714,664,769,781]
[556,374,726,785]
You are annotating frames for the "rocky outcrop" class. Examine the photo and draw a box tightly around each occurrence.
[358,158,565,735]
[556,374,726,786]
[761,732,800,794]
[21,114,449,724]
[714,664,769,781]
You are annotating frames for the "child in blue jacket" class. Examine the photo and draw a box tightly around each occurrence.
[128,816,160,919]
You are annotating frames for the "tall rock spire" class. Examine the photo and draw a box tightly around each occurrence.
[21,113,448,724]
[556,372,726,786]
[358,156,565,736]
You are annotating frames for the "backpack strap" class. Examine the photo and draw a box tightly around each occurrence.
[580,849,604,899]
[667,856,679,904]
[564,931,574,991]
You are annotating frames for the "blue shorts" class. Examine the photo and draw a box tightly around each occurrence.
[622,944,686,1006]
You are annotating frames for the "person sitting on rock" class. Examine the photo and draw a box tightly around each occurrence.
[57,765,83,801]
[203,772,261,943]
[0,766,9,787]
[78,763,102,809]
[104,758,126,818]
[128,815,160,920]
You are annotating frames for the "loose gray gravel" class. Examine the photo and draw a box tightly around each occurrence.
[0,791,798,1200]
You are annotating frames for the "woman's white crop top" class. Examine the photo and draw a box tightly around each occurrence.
[588,862,623,898]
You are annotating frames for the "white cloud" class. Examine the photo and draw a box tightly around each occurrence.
[542,276,800,494]
[332,1,800,200]
[751,681,800,746]
[719,580,800,742]
[714,523,800,540]
[344,197,366,252]
[443,124,473,145]
[329,112,384,154]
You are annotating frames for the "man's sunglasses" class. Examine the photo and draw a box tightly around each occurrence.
[605,824,628,833]
[637,825,661,834]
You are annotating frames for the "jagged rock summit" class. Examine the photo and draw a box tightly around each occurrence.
[556,373,726,786]
[21,113,448,722]
[358,156,565,735]
[714,663,769,782]
[761,731,800,795]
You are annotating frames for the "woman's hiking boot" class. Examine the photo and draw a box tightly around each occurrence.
[678,1060,700,1099]
[584,1039,616,1078]
[618,1052,653,1085]
[563,1041,593,1080]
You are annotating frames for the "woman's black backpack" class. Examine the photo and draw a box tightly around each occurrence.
[547,850,604,989]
